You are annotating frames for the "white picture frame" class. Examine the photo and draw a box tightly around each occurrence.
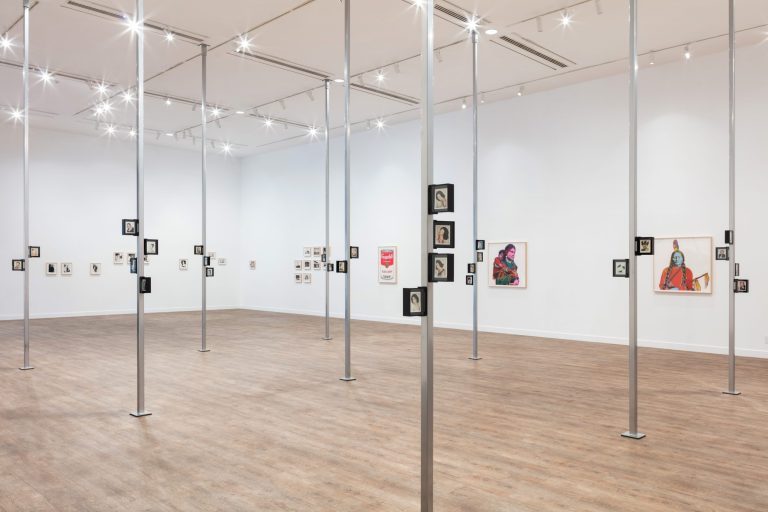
[487,242,528,288]
[378,246,398,284]
[653,237,713,294]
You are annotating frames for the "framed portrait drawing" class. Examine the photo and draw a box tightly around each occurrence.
[203,256,211,266]
[312,247,322,258]
[433,221,455,249]
[249,260,256,270]
[734,279,749,293]
[303,247,312,258]
[217,258,227,266]
[60,263,73,276]
[194,245,204,255]
[326,263,335,272]
[653,237,712,294]
[113,252,125,265]
[378,246,398,284]
[12,259,25,271]
[349,246,359,259]
[487,242,527,288]
[303,260,312,271]
[613,259,629,278]
[46,262,58,276]
[90,263,101,276]
[206,267,215,278]
[313,260,322,271]
[403,287,427,317]
[122,219,138,236]
[139,277,151,294]
[475,240,485,251]
[129,258,137,274]
[179,259,189,271]
[28,246,40,258]
[294,273,302,283]
[467,263,476,274]
[428,253,454,283]
[336,260,348,273]
[302,273,312,284]
[476,251,484,263]
[715,247,729,261]
[466,275,474,285]
[428,184,454,214]
[144,239,159,256]
[635,237,654,256]
[294,260,302,271]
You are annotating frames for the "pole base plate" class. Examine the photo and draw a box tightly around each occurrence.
[130,411,152,418]
[322,337,333,341]
[621,431,646,440]
[198,349,211,353]
[468,356,482,361]
[723,390,742,396]
[19,366,34,371]
[340,377,356,382]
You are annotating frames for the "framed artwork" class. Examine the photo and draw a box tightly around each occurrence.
[203,256,211,266]
[477,251,484,263]
[28,246,40,258]
[403,287,427,317]
[716,247,729,261]
[294,260,302,271]
[735,263,740,277]
[139,277,151,294]
[218,258,227,266]
[428,184,454,214]
[122,219,138,236]
[734,279,749,293]
[128,253,136,260]
[179,259,189,271]
[294,273,302,283]
[144,255,150,265]
[613,259,629,278]
[61,263,73,275]
[476,240,485,251]
[312,247,322,258]
[113,252,125,264]
[653,237,712,294]
[466,275,474,285]
[46,262,58,275]
[129,258,137,274]
[635,237,655,256]
[90,263,101,276]
[313,260,322,271]
[249,260,256,270]
[194,245,204,255]
[303,260,312,271]
[302,273,312,284]
[378,246,398,284]
[327,263,335,272]
[467,263,476,274]
[428,253,454,283]
[488,242,528,288]
[725,230,734,245]
[303,247,312,258]
[433,221,455,249]
[12,259,25,271]
[336,260,348,273]
[207,251,216,259]
[350,246,359,259]
[144,239,159,256]
[206,267,214,277]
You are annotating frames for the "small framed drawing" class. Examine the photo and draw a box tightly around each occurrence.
[139,277,151,294]
[28,246,40,258]
[129,258,137,274]
[466,275,474,286]
[113,252,125,265]
[467,263,476,274]
[635,237,655,256]
[725,230,734,245]
[312,247,322,258]
[294,273,302,283]
[144,239,159,256]
[433,221,455,249]
[303,273,312,284]
[90,263,101,276]
[218,258,227,266]
[303,247,312,258]
[61,263,73,276]
[206,267,214,277]
[122,219,138,236]
[350,246,359,259]
[321,254,327,263]
[488,242,527,288]
[336,260,348,273]
[12,259,25,271]
[327,263,335,272]
[378,246,397,284]
[476,240,485,251]
[194,245,204,256]
[613,259,629,278]
[294,260,302,271]
[303,260,312,271]
[249,260,256,270]
[207,251,216,259]
[144,255,150,265]
[403,287,428,317]
[428,253,454,283]
[716,247,729,261]
[46,262,58,275]
[313,260,322,271]
[734,279,749,293]
[428,183,454,214]
[203,256,211,266]
[179,259,189,271]
[477,252,484,263]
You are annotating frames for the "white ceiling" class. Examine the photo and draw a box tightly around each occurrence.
[1,0,767,155]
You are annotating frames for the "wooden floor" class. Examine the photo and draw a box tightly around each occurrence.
[1,310,767,511]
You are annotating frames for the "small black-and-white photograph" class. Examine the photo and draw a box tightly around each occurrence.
[218,258,227,266]
[28,246,40,258]
[735,279,749,293]
[140,277,151,294]
[433,221,455,249]
[122,219,138,236]
[294,273,302,283]
[475,240,485,251]
[428,253,454,283]
[613,259,629,278]
[194,245,204,255]
[303,247,312,258]
[12,259,25,271]
[249,260,256,270]
[302,273,312,284]
[61,263,73,275]
[350,246,359,259]
[129,258,137,274]
[402,287,427,317]
[303,259,312,271]
[468,263,476,274]
[477,251,484,263]
[327,263,335,272]
[46,262,58,275]
[336,260,348,273]
[90,263,101,275]
[144,239,159,256]
[114,252,125,265]
[179,259,188,271]
[716,247,729,261]
[636,237,654,256]
[203,256,211,266]
[312,247,322,258]
[466,275,474,286]
[294,260,302,271]
[207,251,216,259]
[206,267,215,277]
[313,260,322,271]
[428,184,454,214]
[144,255,150,265]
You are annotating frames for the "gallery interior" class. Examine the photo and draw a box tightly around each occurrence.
[1,0,767,510]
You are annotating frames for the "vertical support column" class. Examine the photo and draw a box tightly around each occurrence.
[199,44,210,353]
[323,79,332,341]
[469,29,481,361]
[621,0,643,440]
[20,0,33,371]
[724,0,740,396]
[420,2,435,509]
[340,0,355,382]
[130,0,150,418]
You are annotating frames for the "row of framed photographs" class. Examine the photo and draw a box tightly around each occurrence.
[294,273,314,284]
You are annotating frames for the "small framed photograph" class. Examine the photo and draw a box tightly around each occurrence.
[143,255,150,265]
[735,263,740,277]
[217,258,227,266]
[716,247,729,261]
[303,260,312,271]
[428,253,454,283]
[128,252,136,260]
[433,221,455,249]
[249,260,256,270]
[303,273,312,284]
[122,219,139,236]
[635,237,655,256]
[144,239,159,256]
[327,263,335,272]
[313,260,322,271]
[294,260,302,271]
[475,240,485,251]
[725,230,734,245]
[466,275,474,286]
[46,262,58,275]
[206,267,215,278]
[194,245,204,255]
[312,247,322,258]
[613,259,630,278]
[321,254,327,263]
[477,252,484,263]
[294,273,302,283]
[179,258,189,271]
[336,260,348,273]
[467,263,476,274]
[734,279,749,293]
[428,183,454,214]
[28,246,40,258]
[129,258,137,274]
[350,246,359,259]
[303,247,312,258]
[61,263,73,276]
[139,277,152,294]
[113,252,125,265]
[12,259,25,271]
[403,287,428,317]
[90,263,101,275]
[203,256,211,266]
[207,251,216,259]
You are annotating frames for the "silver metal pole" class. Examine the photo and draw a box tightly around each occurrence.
[469,29,481,361]
[340,0,354,381]
[20,0,33,371]
[323,79,332,341]
[621,0,643,440]
[130,0,150,418]
[724,0,740,396]
[421,2,435,509]
[199,44,210,353]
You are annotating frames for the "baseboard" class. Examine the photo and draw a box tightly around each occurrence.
[0,305,239,321]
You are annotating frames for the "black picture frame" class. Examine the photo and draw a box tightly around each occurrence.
[139,277,152,294]
[403,287,428,317]
[327,263,335,272]
[321,254,327,263]
[336,260,348,273]
[203,256,211,266]
[206,267,215,278]
[129,257,137,274]
[349,246,359,259]
[428,183,454,214]
[144,239,159,256]
[194,245,204,255]
[432,220,455,249]
[734,279,749,293]
[476,252,484,263]
[613,259,630,278]
[28,246,40,258]
[475,240,485,251]
[735,263,740,277]
[465,275,474,286]
[725,230,734,245]
[122,219,139,236]
[12,259,25,271]
[467,263,476,274]
[428,253,454,283]
[635,236,654,256]
[716,247,729,261]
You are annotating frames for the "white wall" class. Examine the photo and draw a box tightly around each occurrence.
[239,44,768,358]
[0,127,241,319]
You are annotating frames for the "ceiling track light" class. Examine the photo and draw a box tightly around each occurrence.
[279,99,286,110]
[461,98,467,109]
[559,9,573,27]
[517,86,525,97]
[536,16,543,33]
[211,141,216,150]
[165,97,172,106]
[436,49,443,63]
[684,44,692,60]
[649,51,656,65]
[466,16,479,33]
[155,131,161,140]
[595,0,603,15]
[394,62,401,74]
[215,119,222,129]
[307,90,314,101]
[480,93,486,104]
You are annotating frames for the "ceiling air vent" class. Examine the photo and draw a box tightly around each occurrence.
[228,51,329,81]
[350,83,419,106]
[434,4,469,24]
[494,34,575,71]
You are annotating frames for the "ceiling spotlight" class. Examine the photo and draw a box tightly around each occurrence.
[38,68,54,85]
[105,124,116,136]
[125,16,141,34]
[466,16,479,33]
[165,132,174,137]
[649,51,656,65]
[236,34,253,53]
[375,118,385,130]
[164,30,175,42]
[333,78,345,83]
[517,86,525,97]
[559,10,573,27]
[210,106,221,117]
[485,28,498,36]
[95,102,112,117]
[0,34,12,51]
[264,118,273,127]
[122,90,135,103]
[9,108,23,122]
[308,126,319,138]
[235,110,245,115]
[595,0,603,15]
[94,82,110,97]
[536,16,543,33]
[222,143,232,154]
[129,129,136,138]
[461,98,467,110]
[375,70,385,83]
[480,93,486,104]
[411,0,424,8]
[165,97,172,106]
[684,44,691,60]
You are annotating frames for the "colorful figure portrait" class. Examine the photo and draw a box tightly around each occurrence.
[488,242,527,288]
[654,237,712,294]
